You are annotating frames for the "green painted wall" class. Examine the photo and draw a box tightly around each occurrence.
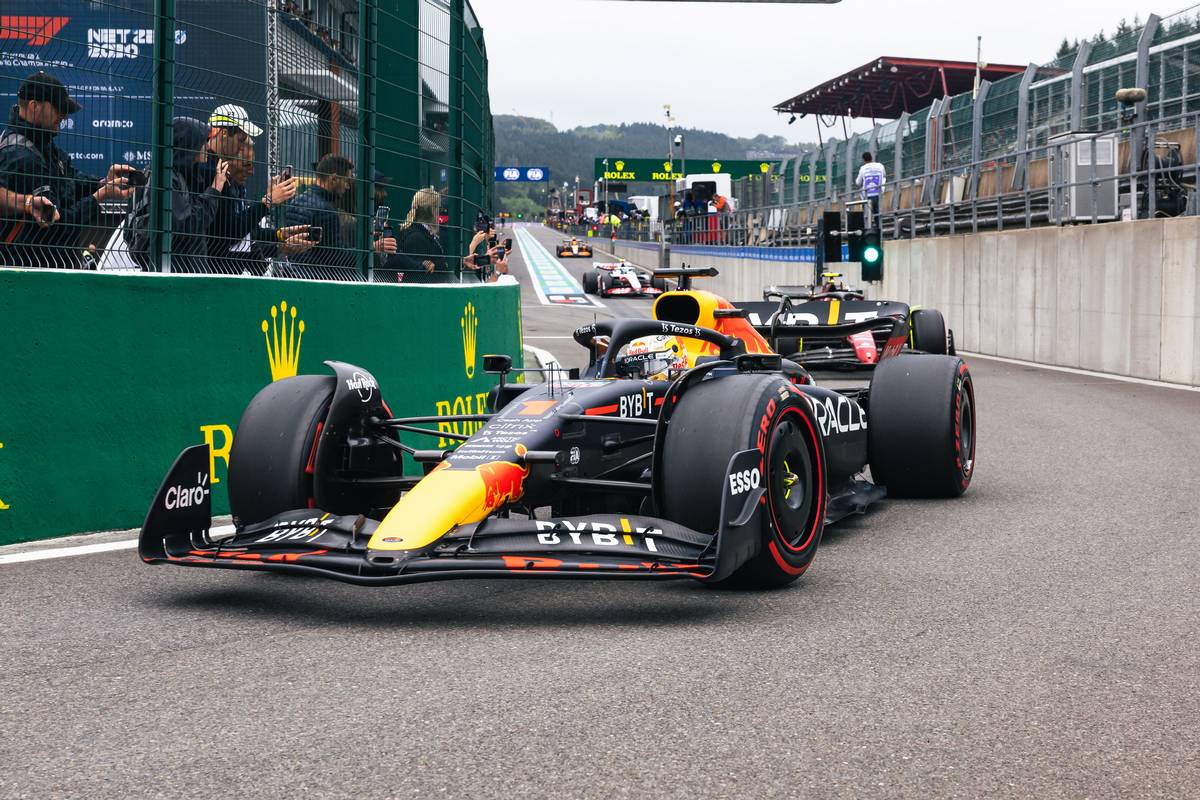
[0,270,522,545]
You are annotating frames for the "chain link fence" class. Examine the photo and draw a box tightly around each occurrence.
[0,0,494,281]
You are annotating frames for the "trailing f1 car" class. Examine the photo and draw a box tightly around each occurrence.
[556,238,593,258]
[582,260,668,298]
[141,268,976,591]
[730,271,955,371]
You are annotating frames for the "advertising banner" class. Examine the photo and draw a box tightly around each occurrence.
[594,158,781,182]
[0,271,522,544]
[0,2,266,190]
[495,166,549,182]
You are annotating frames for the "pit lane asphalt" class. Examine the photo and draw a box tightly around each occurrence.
[2,228,1198,798]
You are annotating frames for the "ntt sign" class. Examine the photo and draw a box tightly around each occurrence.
[494,166,550,182]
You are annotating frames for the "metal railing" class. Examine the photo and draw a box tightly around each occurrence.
[586,111,1200,250]
[0,0,495,281]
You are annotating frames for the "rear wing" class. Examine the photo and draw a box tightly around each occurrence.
[652,264,719,290]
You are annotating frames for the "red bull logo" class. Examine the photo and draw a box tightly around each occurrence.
[476,449,530,511]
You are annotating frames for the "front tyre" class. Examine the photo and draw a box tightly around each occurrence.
[868,354,976,497]
[658,374,827,589]
[228,375,335,526]
[910,308,948,354]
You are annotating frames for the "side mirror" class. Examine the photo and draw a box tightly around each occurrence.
[483,354,513,374]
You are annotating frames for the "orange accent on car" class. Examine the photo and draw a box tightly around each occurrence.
[519,400,558,416]
[585,404,619,416]
[501,556,563,569]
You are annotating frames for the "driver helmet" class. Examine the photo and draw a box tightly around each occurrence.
[613,335,689,381]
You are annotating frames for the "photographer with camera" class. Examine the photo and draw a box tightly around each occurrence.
[0,71,135,267]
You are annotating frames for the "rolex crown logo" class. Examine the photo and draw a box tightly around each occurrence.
[712,162,722,173]
[262,300,305,382]
[615,160,624,171]
[461,302,478,379]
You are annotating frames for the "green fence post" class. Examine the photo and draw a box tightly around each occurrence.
[449,0,465,276]
[149,0,176,271]
[356,0,378,279]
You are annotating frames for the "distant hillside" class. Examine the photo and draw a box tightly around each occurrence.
[493,115,814,216]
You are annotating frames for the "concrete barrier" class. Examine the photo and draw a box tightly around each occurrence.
[611,218,1200,387]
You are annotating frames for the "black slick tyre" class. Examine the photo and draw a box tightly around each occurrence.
[651,276,667,292]
[228,375,336,526]
[598,272,611,297]
[658,374,827,589]
[868,354,976,498]
[582,270,598,294]
[910,308,948,354]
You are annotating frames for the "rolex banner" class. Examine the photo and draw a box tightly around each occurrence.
[0,270,522,544]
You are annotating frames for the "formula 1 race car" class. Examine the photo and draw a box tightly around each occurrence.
[556,238,593,258]
[141,268,975,590]
[582,260,668,298]
[731,271,955,372]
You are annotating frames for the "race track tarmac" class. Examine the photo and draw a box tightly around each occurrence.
[2,229,1197,798]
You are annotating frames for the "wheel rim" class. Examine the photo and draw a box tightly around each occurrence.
[958,390,975,476]
[768,419,814,547]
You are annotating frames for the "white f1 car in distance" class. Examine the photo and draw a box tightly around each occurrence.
[582,260,669,298]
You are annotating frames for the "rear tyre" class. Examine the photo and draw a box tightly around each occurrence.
[910,308,948,354]
[228,375,336,526]
[868,354,976,498]
[658,375,827,589]
[651,276,667,292]
[582,270,598,294]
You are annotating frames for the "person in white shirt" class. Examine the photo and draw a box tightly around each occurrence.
[856,151,887,222]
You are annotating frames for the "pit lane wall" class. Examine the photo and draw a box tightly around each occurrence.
[0,271,522,545]
[612,217,1200,387]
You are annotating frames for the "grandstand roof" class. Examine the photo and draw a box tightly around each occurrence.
[773,57,1029,121]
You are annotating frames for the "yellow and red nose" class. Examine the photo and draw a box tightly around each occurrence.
[366,460,530,552]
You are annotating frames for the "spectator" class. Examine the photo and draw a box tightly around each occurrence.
[284,152,356,269]
[166,117,227,271]
[856,151,886,222]
[372,168,397,260]
[207,130,297,271]
[0,71,133,267]
[386,186,448,278]
[209,139,306,272]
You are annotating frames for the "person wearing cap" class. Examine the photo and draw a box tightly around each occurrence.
[202,104,297,270]
[0,71,134,267]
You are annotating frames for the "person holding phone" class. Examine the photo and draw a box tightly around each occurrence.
[0,71,135,267]
[384,186,448,280]
[207,138,299,272]
[284,153,356,271]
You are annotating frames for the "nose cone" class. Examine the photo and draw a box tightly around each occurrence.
[367,461,530,551]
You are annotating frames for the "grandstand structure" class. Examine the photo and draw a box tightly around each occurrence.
[732,6,1200,241]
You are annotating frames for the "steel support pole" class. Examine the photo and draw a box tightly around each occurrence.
[1011,63,1038,190]
[968,80,991,200]
[266,1,280,180]
[1069,40,1092,132]
[355,0,378,279]
[149,0,176,272]
[822,139,837,201]
[893,112,908,214]
[921,98,944,207]
[807,150,818,205]
[1131,14,1162,218]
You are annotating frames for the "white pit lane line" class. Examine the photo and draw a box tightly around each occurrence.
[0,523,236,565]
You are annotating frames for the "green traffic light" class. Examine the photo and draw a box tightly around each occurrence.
[863,245,881,264]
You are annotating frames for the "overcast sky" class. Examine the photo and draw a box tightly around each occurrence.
[471,0,1188,141]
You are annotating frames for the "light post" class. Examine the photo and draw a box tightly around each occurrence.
[674,133,686,180]
[663,104,675,259]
